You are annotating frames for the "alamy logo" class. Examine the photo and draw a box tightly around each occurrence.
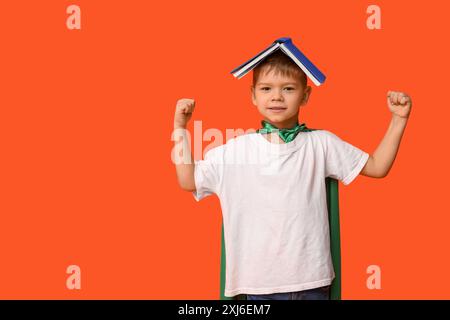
[66,265,81,290]
[367,5,382,30]
[66,5,81,30]
[366,265,382,290]
[171,120,289,175]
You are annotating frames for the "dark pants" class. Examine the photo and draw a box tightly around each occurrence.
[246,286,330,300]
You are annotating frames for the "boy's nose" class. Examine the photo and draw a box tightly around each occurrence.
[271,89,283,100]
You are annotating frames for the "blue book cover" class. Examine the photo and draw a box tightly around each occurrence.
[230,37,326,86]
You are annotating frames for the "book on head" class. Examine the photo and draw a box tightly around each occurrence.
[230,37,326,86]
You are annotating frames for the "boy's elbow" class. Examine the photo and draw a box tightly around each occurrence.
[378,169,389,179]
[377,163,390,178]
[370,168,387,179]
[181,186,196,192]
[361,155,389,179]
[178,179,196,192]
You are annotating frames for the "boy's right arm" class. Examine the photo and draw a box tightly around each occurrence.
[173,98,196,192]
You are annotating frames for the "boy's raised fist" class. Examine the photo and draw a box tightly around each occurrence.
[174,98,195,129]
[387,91,412,119]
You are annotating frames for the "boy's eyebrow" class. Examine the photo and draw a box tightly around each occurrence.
[257,82,298,86]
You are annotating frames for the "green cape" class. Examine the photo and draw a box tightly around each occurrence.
[219,129,342,300]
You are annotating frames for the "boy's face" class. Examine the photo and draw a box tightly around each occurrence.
[251,69,311,129]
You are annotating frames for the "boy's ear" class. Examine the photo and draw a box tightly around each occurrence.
[301,86,312,105]
[251,85,257,106]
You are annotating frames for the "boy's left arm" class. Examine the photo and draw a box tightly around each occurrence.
[361,91,412,178]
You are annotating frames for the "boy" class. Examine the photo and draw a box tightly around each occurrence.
[173,50,412,300]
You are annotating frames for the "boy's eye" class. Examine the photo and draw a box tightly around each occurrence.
[260,87,295,91]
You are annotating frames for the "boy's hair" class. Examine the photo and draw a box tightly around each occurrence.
[252,50,307,88]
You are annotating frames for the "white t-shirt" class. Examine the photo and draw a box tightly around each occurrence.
[192,130,369,297]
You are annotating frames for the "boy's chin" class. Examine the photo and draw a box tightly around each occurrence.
[264,114,297,124]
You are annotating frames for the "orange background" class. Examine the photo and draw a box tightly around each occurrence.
[0,0,449,299]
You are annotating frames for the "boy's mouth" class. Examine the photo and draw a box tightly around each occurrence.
[267,107,287,112]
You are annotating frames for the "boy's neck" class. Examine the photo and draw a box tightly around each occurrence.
[263,116,299,130]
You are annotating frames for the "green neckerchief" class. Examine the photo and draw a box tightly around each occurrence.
[220,123,341,300]
[256,120,313,142]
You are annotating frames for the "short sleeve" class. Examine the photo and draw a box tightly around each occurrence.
[192,147,221,201]
[323,131,370,186]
